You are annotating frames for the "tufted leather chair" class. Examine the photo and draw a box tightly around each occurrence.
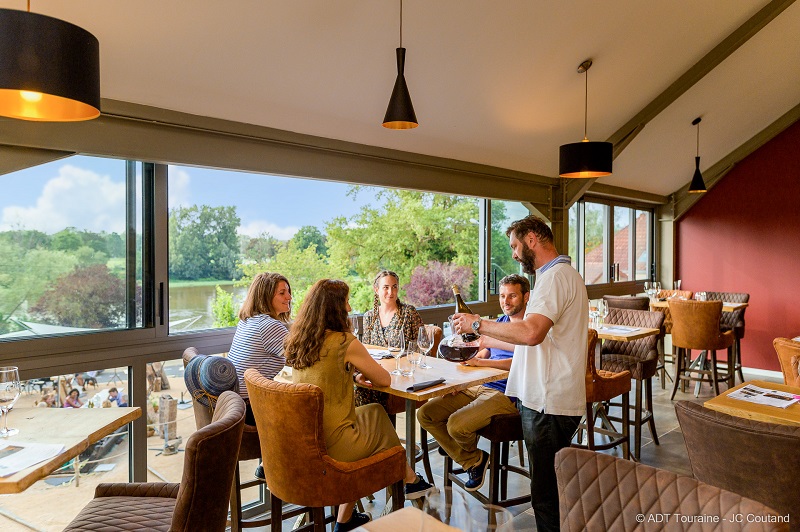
[675,400,800,530]
[706,291,749,384]
[773,338,800,387]
[573,329,631,458]
[556,447,788,532]
[183,348,268,530]
[600,307,664,460]
[652,289,693,388]
[669,300,734,399]
[65,391,246,532]
[602,295,650,311]
[244,369,405,531]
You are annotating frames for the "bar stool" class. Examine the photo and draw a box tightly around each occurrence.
[707,291,749,385]
[573,328,631,459]
[669,300,734,399]
[443,412,531,508]
[653,290,694,388]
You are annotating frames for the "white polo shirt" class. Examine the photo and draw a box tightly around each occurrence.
[504,260,588,416]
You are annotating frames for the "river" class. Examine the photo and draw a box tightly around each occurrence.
[168,283,247,332]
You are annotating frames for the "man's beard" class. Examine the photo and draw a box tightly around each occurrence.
[517,242,536,274]
[502,300,526,317]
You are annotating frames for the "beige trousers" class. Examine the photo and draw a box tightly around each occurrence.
[417,385,517,470]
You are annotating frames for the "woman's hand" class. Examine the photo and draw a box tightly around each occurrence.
[354,373,373,387]
[461,357,483,367]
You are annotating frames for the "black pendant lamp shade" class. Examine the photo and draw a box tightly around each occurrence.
[0,8,100,121]
[383,47,418,129]
[688,117,707,193]
[559,59,612,178]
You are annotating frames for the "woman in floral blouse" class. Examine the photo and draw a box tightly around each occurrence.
[356,270,424,409]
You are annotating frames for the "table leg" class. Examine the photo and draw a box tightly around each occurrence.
[405,398,416,467]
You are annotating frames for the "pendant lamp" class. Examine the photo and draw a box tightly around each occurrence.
[559,59,612,178]
[0,5,100,121]
[383,0,418,129]
[688,117,707,193]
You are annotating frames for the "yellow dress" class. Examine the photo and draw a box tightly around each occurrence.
[292,331,401,462]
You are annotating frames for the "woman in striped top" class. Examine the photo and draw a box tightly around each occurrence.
[228,272,292,426]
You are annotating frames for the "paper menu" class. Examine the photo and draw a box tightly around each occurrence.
[727,384,799,409]
[0,441,65,477]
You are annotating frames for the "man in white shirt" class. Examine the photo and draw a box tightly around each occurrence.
[453,215,588,532]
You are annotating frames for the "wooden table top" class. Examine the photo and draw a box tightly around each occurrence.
[0,406,141,494]
[595,326,660,342]
[366,355,509,401]
[704,380,800,426]
[649,300,749,312]
[361,506,459,531]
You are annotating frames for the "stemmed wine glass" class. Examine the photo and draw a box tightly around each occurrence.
[0,366,21,437]
[596,299,609,329]
[389,335,404,376]
[349,315,360,339]
[417,325,434,369]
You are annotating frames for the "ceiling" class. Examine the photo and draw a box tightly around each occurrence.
[4,0,800,196]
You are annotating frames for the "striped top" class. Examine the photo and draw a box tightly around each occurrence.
[228,314,288,399]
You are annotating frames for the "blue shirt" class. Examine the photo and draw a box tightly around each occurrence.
[483,315,513,394]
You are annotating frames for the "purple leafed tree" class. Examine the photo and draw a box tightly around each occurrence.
[404,261,474,307]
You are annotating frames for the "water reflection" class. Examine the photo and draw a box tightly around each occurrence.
[169,283,247,331]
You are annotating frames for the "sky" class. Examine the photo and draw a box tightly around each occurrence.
[0,155,381,239]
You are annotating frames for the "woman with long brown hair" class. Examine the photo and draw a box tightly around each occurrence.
[285,279,432,532]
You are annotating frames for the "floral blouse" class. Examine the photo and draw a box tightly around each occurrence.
[362,302,424,349]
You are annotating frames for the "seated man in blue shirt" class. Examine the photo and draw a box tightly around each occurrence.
[417,274,529,491]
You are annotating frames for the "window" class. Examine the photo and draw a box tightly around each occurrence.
[489,200,529,293]
[0,156,144,340]
[167,166,481,332]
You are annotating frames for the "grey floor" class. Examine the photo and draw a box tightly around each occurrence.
[271,365,782,531]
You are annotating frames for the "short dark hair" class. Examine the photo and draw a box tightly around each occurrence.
[505,215,553,245]
[109,387,118,394]
[499,274,530,294]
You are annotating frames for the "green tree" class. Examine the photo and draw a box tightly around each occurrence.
[489,200,522,281]
[240,232,285,262]
[169,205,241,280]
[291,225,327,256]
[211,285,239,328]
[326,188,479,306]
[51,227,83,252]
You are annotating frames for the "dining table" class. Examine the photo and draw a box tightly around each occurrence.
[649,299,749,312]
[0,406,141,494]
[704,380,800,426]
[359,346,509,466]
[595,325,661,342]
[360,506,459,531]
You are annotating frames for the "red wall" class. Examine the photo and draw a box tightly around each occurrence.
[676,119,800,371]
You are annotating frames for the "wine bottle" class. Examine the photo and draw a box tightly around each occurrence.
[452,285,479,342]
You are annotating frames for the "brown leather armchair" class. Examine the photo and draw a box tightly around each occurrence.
[600,307,664,460]
[773,337,800,387]
[675,400,800,530]
[65,391,246,532]
[707,291,750,384]
[602,294,650,311]
[653,289,693,388]
[556,447,788,531]
[244,369,406,531]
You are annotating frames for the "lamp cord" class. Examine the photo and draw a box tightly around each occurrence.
[399,0,403,48]
[696,121,700,157]
[583,66,589,140]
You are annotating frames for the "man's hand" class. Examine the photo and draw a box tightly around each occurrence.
[452,312,480,335]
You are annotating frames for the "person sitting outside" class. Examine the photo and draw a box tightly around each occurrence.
[107,387,121,405]
[118,393,129,407]
[418,274,530,491]
[285,279,433,532]
[63,388,83,408]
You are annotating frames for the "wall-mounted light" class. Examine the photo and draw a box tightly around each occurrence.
[688,117,707,193]
[559,59,612,178]
[383,0,418,129]
[0,5,100,121]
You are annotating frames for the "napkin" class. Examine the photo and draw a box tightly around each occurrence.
[406,378,446,392]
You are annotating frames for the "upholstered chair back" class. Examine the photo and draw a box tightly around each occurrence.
[707,291,749,337]
[669,299,729,350]
[773,338,800,387]
[675,400,800,529]
[555,447,788,531]
[172,391,246,532]
[602,295,650,311]
[654,290,693,335]
[600,308,664,380]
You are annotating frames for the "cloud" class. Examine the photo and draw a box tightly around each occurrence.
[238,220,299,240]
[1,165,126,233]
[168,166,192,209]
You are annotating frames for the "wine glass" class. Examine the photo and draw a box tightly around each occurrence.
[597,299,608,328]
[349,315,360,339]
[389,335,404,375]
[421,486,471,531]
[417,325,434,369]
[0,367,21,437]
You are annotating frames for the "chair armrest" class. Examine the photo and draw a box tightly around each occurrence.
[95,482,180,498]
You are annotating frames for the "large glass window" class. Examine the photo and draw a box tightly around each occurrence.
[0,156,143,340]
[489,200,528,292]
[583,202,609,284]
[635,209,652,280]
[167,166,481,332]
[613,206,633,282]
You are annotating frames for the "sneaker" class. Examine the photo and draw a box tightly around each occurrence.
[333,510,371,532]
[405,473,435,500]
[437,445,448,457]
[254,463,264,480]
[464,450,490,492]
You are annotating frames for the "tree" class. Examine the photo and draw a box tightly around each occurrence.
[51,227,83,252]
[240,232,285,262]
[325,187,479,309]
[404,261,475,307]
[291,225,327,256]
[489,201,522,281]
[30,264,126,328]
[169,205,241,280]
[211,285,238,328]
